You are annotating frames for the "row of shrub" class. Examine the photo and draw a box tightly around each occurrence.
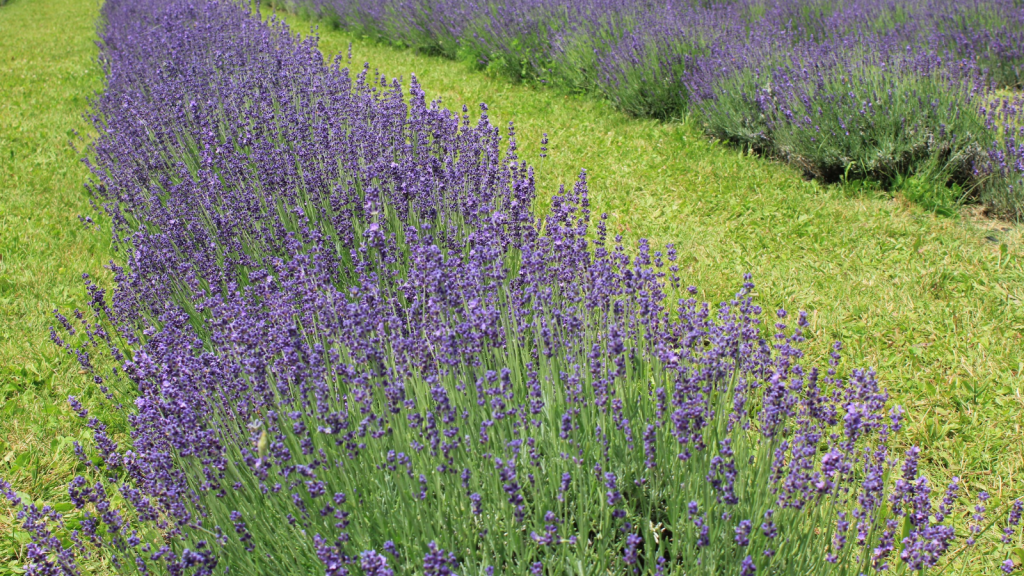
[2,0,1023,574]
[278,0,1024,216]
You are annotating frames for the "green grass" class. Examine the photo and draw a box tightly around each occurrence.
[0,0,112,572]
[0,0,1021,572]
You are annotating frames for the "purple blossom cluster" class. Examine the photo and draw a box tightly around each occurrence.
[3,0,1023,574]
[297,0,1024,214]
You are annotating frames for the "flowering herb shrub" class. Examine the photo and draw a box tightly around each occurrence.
[2,0,1024,575]
[284,0,1024,216]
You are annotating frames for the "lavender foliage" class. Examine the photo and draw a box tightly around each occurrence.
[3,0,1023,574]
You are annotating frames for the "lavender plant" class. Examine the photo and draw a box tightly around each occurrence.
[980,92,1024,214]
[287,0,1024,216]
[695,44,989,190]
[3,0,1023,574]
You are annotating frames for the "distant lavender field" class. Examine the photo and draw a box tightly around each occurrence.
[294,0,1024,215]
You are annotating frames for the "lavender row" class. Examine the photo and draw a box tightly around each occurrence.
[3,0,1023,574]
[289,0,1024,215]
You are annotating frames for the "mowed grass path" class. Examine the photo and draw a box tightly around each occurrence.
[268,10,1024,495]
[0,0,1020,569]
[0,0,110,569]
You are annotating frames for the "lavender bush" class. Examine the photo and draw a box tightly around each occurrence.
[3,0,1023,574]
[287,0,1024,216]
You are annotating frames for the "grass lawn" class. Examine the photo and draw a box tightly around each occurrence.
[0,0,1020,572]
[0,0,112,571]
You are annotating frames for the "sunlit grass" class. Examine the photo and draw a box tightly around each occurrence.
[0,0,113,572]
